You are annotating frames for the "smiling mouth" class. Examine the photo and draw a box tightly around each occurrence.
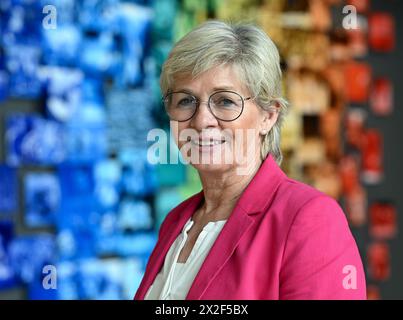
[188,137,226,147]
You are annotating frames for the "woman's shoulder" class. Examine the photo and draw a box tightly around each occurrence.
[277,179,365,300]
[273,176,346,223]
[280,175,334,201]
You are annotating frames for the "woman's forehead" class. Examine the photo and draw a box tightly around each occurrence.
[172,65,247,93]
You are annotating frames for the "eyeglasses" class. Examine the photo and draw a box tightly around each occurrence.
[162,90,252,122]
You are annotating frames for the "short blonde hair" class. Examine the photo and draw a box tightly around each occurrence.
[160,20,288,165]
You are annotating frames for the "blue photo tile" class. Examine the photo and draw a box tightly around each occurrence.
[79,31,121,77]
[4,44,43,98]
[63,84,108,163]
[55,257,146,300]
[57,164,95,207]
[76,258,124,300]
[94,159,122,210]
[0,70,9,102]
[24,172,60,227]
[28,278,58,300]
[1,0,43,46]
[57,227,97,260]
[8,234,56,285]
[39,66,83,123]
[117,198,152,231]
[0,165,18,214]
[5,114,66,165]
[0,221,17,290]
[106,88,157,152]
[112,232,157,258]
[42,24,82,66]
[119,148,158,196]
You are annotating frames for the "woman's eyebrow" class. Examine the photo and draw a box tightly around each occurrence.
[173,88,195,94]
[174,86,238,94]
[211,86,237,91]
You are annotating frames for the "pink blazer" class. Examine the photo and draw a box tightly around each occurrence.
[135,155,366,300]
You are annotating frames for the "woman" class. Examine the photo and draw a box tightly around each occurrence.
[135,20,366,300]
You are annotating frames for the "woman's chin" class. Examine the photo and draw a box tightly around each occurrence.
[180,144,235,173]
[190,162,234,174]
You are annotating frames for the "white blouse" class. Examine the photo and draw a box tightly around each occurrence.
[145,218,227,300]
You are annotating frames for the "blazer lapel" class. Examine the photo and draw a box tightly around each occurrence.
[135,191,203,299]
[186,205,255,299]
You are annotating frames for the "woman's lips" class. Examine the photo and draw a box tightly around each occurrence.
[191,139,224,146]
[189,138,226,151]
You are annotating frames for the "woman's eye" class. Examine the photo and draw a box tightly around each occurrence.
[216,98,235,107]
[177,98,194,107]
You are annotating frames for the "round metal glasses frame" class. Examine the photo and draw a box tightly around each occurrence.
[162,90,252,122]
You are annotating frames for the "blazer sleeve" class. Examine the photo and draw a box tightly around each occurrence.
[279,195,367,300]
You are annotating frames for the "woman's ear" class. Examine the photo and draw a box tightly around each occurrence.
[259,101,279,136]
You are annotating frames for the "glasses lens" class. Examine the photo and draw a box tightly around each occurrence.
[209,91,244,121]
[164,92,197,121]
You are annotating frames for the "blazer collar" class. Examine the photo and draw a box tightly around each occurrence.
[135,154,286,300]
[235,154,287,215]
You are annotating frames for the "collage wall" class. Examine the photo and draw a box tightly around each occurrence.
[0,0,400,299]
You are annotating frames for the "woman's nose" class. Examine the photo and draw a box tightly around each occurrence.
[190,100,218,129]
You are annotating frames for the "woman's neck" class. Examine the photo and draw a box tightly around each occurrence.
[197,157,262,221]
